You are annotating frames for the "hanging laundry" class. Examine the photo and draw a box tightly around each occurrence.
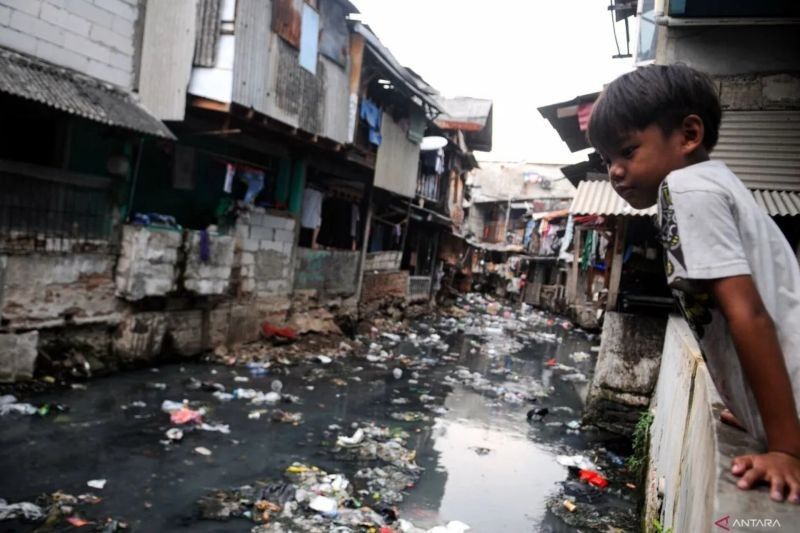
[223,163,235,193]
[199,229,211,262]
[301,188,324,229]
[240,169,265,204]
[350,204,360,239]
[359,98,383,146]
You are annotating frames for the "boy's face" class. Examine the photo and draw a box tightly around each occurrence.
[601,124,688,209]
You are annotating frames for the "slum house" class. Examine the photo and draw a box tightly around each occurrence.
[114,0,376,352]
[351,23,445,312]
[0,0,175,381]
[415,97,493,298]
[538,95,670,329]
[603,3,800,531]
[464,162,574,299]
[0,0,444,381]
[372,95,492,302]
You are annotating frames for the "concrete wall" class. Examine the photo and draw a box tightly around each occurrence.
[183,230,235,296]
[361,269,408,304]
[646,316,788,532]
[657,25,800,78]
[584,312,666,434]
[1,252,120,328]
[294,248,359,296]
[234,209,296,297]
[715,73,800,111]
[0,0,140,88]
[115,225,182,301]
[364,251,402,272]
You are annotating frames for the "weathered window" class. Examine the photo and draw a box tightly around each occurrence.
[319,0,348,67]
[299,3,320,73]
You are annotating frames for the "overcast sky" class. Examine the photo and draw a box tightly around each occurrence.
[351,0,636,164]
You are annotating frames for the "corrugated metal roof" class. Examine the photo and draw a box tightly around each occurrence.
[752,189,800,216]
[0,48,174,139]
[570,181,800,218]
[712,111,800,191]
[569,180,657,216]
[435,97,493,129]
[435,96,493,151]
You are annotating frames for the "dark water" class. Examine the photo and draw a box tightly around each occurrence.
[0,306,635,532]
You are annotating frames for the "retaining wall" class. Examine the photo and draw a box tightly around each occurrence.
[646,316,789,532]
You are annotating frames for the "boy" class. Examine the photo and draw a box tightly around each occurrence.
[588,64,800,503]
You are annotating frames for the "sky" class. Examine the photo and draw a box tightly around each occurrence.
[350,0,636,164]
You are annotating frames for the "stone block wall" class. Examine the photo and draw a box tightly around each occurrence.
[364,251,402,272]
[0,0,140,88]
[115,225,182,301]
[361,270,408,304]
[235,209,296,297]
[183,230,236,296]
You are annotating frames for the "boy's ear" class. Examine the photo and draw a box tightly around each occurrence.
[680,114,706,154]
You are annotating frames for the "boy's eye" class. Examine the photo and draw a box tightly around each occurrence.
[621,146,637,158]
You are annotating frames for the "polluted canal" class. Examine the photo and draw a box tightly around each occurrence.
[0,295,639,532]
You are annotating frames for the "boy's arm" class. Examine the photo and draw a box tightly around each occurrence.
[710,274,800,502]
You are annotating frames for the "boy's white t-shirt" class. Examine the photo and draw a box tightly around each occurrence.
[658,159,800,444]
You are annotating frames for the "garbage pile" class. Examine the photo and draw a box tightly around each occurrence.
[0,491,126,531]
[198,461,466,532]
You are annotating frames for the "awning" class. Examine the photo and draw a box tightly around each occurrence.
[569,180,657,217]
[532,208,571,221]
[752,189,800,217]
[0,48,175,139]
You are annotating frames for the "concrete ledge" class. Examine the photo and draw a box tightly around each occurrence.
[646,316,788,532]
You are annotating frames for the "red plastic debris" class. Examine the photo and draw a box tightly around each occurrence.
[545,358,557,367]
[261,322,297,340]
[66,517,91,527]
[579,469,609,489]
[170,407,203,425]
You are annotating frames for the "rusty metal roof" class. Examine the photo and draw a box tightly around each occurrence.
[0,48,174,139]
[752,189,800,216]
[435,96,493,151]
[569,180,657,217]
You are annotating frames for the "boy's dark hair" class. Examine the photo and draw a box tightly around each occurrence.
[587,64,721,156]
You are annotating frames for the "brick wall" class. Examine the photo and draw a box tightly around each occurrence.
[361,270,408,304]
[364,251,402,272]
[0,0,139,88]
[234,209,296,297]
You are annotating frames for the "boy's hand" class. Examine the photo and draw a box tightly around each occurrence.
[732,452,800,503]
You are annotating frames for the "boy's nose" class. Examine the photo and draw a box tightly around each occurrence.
[608,162,625,182]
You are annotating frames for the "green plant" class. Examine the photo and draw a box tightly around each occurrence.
[628,410,654,476]
[651,518,673,533]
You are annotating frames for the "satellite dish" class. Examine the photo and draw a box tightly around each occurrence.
[420,136,448,151]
